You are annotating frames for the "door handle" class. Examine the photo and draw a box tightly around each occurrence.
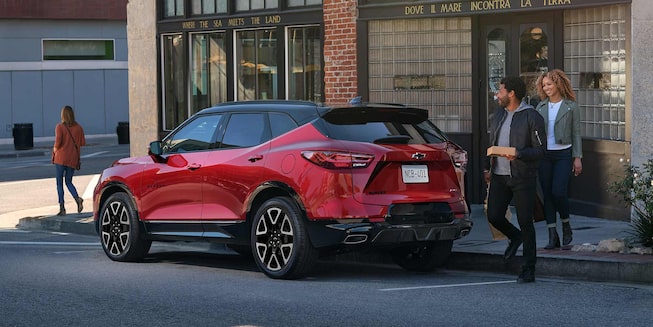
[187,163,202,170]
[248,155,263,162]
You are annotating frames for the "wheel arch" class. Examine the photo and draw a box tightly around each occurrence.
[247,181,307,224]
[95,182,142,234]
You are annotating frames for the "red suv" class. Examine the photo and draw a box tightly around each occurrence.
[93,101,472,279]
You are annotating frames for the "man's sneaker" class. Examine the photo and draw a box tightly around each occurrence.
[517,267,535,283]
[503,236,522,260]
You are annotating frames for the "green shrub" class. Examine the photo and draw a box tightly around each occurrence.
[608,159,653,247]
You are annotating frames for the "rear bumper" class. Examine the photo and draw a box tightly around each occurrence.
[306,216,473,249]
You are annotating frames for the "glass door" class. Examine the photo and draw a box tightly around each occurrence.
[477,14,555,201]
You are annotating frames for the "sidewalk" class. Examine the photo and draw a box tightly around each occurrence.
[2,135,652,284]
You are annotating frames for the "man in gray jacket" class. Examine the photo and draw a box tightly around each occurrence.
[484,76,546,283]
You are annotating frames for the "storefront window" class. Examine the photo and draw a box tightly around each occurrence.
[236,29,278,100]
[236,0,279,11]
[565,5,626,140]
[191,32,227,113]
[162,34,187,130]
[191,0,227,15]
[163,0,184,17]
[288,0,322,6]
[287,26,322,102]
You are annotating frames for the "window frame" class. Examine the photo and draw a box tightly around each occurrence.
[42,39,115,61]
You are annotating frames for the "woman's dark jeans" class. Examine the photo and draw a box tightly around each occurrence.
[538,148,573,225]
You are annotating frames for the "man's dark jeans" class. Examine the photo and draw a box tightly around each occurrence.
[487,174,537,269]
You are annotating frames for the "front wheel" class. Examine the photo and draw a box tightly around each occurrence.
[99,192,151,262]
[391,240,453,272]
[251,196,317,279]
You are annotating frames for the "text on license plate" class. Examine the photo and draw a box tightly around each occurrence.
[401,165,429,183]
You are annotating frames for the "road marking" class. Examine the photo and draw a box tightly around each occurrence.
[83,174,100,200]
[0,241,100,246]
[81,151,109,158]
[54,250,99,254]
[379,280,516,291]
[0,228,30,233]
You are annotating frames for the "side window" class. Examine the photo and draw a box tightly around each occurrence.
[220,113,269,148]
[269,112,298,138]
[163,114,223,153]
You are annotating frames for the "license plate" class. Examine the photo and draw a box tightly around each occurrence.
[401,165,429,183]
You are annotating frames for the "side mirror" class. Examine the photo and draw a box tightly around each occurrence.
[148,141,162,156]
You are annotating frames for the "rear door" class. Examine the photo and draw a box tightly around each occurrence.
[201,112,271,223]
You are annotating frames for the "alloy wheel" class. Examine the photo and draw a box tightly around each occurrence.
[255,207,295,272]
[101,200,131,256]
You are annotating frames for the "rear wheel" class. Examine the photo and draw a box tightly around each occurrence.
[99,192,151,261]
[391,240,453,272]
[251,196,317,279]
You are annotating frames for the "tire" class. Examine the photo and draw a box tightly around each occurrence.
[391,240,453,272]
[251,196,318,279]
[99,192,151,262]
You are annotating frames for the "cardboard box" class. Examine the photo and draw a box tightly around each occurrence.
[487,146,516,157]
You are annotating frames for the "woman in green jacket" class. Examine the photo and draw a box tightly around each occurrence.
[535,69,583,249]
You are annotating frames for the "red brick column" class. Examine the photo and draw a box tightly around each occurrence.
[323,0,358,104]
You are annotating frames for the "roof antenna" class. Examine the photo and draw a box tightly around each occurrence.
[349,96,362,105]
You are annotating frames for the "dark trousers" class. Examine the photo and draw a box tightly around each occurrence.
[538,148,572,225]
[487,174,537,269]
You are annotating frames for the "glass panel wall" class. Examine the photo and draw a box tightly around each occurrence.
[564,5,627,140]
[368,17,473,133]
[162,34,187,130]
[287,26,322,102]
[236,29,278,100]
[190,32,227,113]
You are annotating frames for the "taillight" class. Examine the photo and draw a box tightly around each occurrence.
[447,143,468,170]
[301,151,374,169]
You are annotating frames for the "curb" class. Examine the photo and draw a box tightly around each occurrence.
[16,215,653,284]
[18,215,96,236]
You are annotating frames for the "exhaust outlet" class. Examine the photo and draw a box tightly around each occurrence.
[343,234,368,244]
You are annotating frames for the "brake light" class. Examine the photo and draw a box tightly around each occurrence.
[447,144,468,170]
[301,151,374,169]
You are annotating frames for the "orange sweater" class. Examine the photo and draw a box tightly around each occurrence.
[53,123,86,169]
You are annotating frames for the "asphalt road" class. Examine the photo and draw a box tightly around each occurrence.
[1,229,652,327]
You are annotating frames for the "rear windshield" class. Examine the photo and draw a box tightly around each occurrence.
[314,107,448,145]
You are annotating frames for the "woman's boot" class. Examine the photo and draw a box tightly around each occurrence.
[544,227,560,249]
[75,197,84,213]
[57,204,66,216]
[562,221,573,245]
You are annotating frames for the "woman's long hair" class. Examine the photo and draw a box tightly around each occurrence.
[61,105,77,126]
[536,69,576,102]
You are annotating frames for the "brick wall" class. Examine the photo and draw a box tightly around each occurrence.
[323,0,358,104]
[0,0,127,20]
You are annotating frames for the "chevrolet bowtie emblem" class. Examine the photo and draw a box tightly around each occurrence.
[411,152,426,160]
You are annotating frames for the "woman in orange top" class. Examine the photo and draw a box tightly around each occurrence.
[52,105,86,216]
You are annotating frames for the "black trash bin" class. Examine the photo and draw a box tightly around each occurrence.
[117,121,130,144]
[12,123,34,150]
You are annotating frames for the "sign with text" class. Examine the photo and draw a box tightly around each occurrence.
[360,0,631,19]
